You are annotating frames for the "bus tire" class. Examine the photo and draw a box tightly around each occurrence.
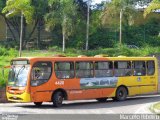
[34,102,43,106]
[115,86,127,101]
[96,98,108,102]
[52,91,64,107]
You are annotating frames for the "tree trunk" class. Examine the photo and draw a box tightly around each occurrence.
[85,0,90,51]
[62,16,67,52]
[19,13,23,57]
[62,28,65,52]
[22,19,27,48]
[37,20,41,49]
[119,9,122,46]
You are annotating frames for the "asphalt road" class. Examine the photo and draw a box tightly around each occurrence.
[0,94,160,115]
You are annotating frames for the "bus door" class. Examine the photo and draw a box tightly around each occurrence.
[142,60,157,94]
[30,61,53,102]
[133,61,156,94]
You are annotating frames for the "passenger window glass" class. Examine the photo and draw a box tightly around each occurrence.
[55,62,74,79]
[114,61,132,77]
[133,61,146,76]
[31,62,52,86]
[147,61,155,75]
[76,62,93,78]
[95,61,113,77]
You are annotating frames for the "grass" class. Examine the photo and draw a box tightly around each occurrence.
[150,102,160,114]
[22,47,159,57]
[153,103,160,110]
[1,45,160,87]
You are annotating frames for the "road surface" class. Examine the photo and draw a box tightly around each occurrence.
[0,94,160,114]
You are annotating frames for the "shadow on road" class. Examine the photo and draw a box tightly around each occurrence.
[15,95,160,109]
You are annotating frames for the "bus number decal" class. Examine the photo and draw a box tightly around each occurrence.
[55,81,64,85]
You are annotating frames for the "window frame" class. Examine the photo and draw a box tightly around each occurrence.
[31,61,52,86]
[114,61,132,77]
[54,61,75,79]
[75,61,94,78]
[146,60,155,76]
[132,61,146,76]
[94,61,113,77]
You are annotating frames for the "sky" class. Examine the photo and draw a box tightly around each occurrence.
[92,0,110,5]
[93,0,104,4]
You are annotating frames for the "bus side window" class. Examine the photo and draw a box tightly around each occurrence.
[147,61,155,75]
[133,61,146,76]
[31,62,52,86]
[76,62,93,78]
[95,61,113,77]
[114,61,132,77]
[54,62,74,79]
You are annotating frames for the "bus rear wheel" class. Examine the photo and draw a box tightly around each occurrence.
[96,98,108,102]
[115,86,127,101]
[34,102,43,106]
[52,91,64,107]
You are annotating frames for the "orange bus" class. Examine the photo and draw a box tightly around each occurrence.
[6,55,158,107]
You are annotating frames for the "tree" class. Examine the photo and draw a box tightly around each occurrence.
[0,0,17,42]
[45,0,76,52]
[144,0,160,17]
[2,0,34,24]
[2,0,34,56]
[101,0,137,45]
[28,0,48,48]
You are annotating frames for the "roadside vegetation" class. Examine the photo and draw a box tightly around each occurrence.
[1,45,160,87]
[150,102,160,114]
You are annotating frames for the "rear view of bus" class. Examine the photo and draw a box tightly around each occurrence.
[6,59,31,102]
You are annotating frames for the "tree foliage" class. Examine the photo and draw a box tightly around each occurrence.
[0,0,160,50]
[144,0,160,17]
[2,0,34,24]
[101,0,137,27]
[45,0,76,51]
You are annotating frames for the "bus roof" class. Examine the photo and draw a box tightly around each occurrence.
[12,56,157,62]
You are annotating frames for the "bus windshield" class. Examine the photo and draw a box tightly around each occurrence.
[8,65,30,87]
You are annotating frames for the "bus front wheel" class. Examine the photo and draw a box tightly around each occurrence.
[52,91,64,107]
[115,86,127,101]
[34,102,43,106]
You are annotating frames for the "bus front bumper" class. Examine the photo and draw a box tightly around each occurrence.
[7,92,31,102]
